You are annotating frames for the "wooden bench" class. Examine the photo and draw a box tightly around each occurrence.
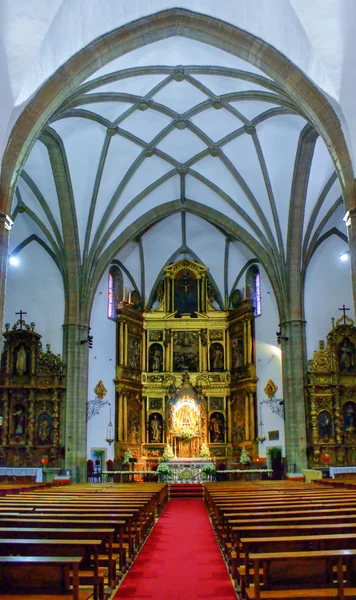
[0,538,104,600]
[245,549,356,599]
[0,555,90,600]
[0,527,115,588]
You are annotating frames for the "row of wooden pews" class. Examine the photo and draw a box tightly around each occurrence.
[205,480,356,599]
[0,482,168,600]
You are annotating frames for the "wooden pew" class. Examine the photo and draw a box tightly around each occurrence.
[0,555,89,600]
[0,527,115,589]
[0,538,103,600]
[0,516,125,583]
[246,549,356,599]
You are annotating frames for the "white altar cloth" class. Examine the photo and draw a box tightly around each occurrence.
[329,466,356,479]
[0,467,42,482]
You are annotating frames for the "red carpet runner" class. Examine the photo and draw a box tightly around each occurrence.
[114,499,236,599]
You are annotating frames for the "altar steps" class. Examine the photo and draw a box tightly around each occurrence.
[169,483,203,499]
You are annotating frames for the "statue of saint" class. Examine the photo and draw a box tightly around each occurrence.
[150,414,162,442]
[13,406,25,435]
[16,346,27,375]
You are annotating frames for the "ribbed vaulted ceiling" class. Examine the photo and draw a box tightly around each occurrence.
[9,37,344,314]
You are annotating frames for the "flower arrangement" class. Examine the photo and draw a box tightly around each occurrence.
[239,447,251,464]
[162,443,174,462]
[179,425,195,441]
[122,448,133,465]
[320,454,331,463]
[199,442,211,459]
[157,463,173,478]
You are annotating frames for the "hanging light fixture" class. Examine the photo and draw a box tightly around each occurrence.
[105,405,114,445]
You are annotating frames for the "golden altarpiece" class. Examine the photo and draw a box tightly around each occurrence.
[114,258,258,470]
[306,312,356,467]
[0,318,65,468]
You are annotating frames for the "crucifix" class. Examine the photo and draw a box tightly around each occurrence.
[15,310,27,330]
[339,304,350,325]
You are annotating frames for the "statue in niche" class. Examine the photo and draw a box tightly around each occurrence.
[338,338,356,372]
[149,413,163,443]
[13,404,25,436]
[343,401,356,433]
[209,412,224,443]
[231,338,244,369]
[318,410,333,440]
[210,343,224,371]
[38,412,51,444]
[16,346,27,375]
[149,344,163,372]
[128,411,141,444]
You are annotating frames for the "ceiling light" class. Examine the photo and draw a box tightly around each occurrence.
[339,251,349,262]
[9,256,20,266]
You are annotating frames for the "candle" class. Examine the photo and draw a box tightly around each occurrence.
[128,290,132,304]
[123,287,127,302]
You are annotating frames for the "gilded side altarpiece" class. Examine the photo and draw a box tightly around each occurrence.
[306,313,356,467]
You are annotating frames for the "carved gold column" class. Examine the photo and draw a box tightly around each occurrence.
[197,277,201,312]
[226,329,231,370]
[244,393,250,440]
[227,397,232,443]
[123,393,128,441]
[124,323,128,366]
[141,399,146,443]
[334,389,343,444]
[119,322,124,365]
[52,390,60,446]
[142,329,146,371]
[118,391,124,441]
[202,274,206,312]
[27,390,35,445]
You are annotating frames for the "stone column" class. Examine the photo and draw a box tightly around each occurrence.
[280,319,308,474]
[62,323,89,482]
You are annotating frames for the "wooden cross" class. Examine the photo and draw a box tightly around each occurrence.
[339,304,350,325]
[15,310,27,329]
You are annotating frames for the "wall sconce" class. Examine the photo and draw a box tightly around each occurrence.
[105,405,114,445]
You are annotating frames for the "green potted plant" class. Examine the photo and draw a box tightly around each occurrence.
[157,462,173,481]
[201,463,217,480]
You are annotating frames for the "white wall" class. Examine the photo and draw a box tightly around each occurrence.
[254,266,285,457]
[4,239,64,354]
[87,269,116,460]
[304,234,354,359]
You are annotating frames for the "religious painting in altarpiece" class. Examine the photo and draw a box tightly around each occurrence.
[114,258,257,470]
[0,319,65,468]
[306,312,356,467]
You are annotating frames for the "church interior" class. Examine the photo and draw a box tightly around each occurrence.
[2,2,356,598]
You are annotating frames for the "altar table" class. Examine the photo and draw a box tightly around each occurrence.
[329,466,356,479]
[167,461,214,483]
[0,467,42,482]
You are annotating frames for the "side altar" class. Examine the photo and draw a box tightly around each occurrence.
[306,311,356,467]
